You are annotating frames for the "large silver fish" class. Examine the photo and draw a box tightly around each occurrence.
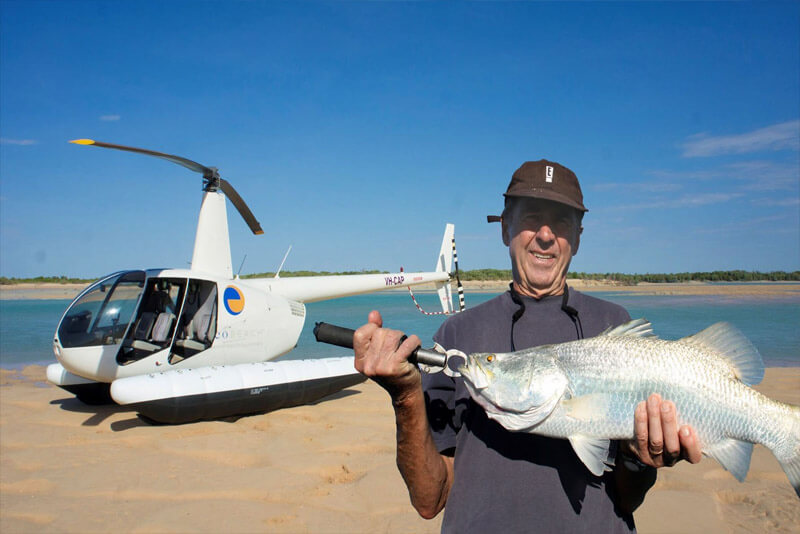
[458,319,800,497]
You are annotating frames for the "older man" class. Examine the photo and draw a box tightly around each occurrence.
[354,161,701,533]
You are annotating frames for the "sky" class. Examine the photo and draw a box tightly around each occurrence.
[1,1,798,278]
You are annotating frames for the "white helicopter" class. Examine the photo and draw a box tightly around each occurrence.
[47,140,463,423]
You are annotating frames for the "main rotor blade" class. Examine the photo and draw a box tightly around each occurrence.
[69,139,212,176]
[219,178,264,235]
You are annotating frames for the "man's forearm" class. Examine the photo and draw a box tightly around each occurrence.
[392,387,453,519]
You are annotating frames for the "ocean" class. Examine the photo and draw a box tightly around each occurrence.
[1,290,798,369]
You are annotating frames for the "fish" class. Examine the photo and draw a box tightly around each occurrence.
[458,318,800,497]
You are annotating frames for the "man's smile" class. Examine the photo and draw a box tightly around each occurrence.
[531,251,556,261]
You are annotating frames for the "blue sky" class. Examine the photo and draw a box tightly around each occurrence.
[1,1,798,278]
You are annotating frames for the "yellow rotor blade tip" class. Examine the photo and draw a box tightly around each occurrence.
[69,139,96,145]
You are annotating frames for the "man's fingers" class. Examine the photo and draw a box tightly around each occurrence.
[679,426,702,464]
[354,322,379,354]
[367,310,383,327]
[647,394,664,457]
[660,401,681,465]
[634,400,651,462]
[398,334,422,357]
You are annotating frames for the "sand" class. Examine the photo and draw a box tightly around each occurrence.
[1,366,798,533]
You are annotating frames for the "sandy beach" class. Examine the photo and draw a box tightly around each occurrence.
[1,365,798,533]
[2,282,799,532]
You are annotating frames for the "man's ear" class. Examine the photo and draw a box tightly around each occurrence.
[573,226,583,256]
[502,217,511,246]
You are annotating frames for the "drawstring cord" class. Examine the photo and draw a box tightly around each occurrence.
[508,283,584,351]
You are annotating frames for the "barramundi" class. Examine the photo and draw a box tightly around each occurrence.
[458,318,800,497]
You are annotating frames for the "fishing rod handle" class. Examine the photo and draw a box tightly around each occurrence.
[313,322,446,368]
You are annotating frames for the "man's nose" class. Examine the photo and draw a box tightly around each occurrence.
[536,223,556,243]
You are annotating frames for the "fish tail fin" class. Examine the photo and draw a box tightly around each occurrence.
[776,405,800,498]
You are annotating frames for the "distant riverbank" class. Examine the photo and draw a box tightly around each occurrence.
[2,280,800,300]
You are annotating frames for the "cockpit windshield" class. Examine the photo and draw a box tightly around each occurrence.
[57,271,146,348]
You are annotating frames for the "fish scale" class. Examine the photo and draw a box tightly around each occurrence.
[459,318,800,497]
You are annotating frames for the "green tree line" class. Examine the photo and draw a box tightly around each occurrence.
[2,270,798,285]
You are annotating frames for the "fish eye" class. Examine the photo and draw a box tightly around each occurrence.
[486,354,495,363]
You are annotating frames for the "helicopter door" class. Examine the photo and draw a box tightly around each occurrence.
[170,280,217,364]
[117,278,186,364]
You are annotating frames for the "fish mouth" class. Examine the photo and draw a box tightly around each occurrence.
[459,358,491,390]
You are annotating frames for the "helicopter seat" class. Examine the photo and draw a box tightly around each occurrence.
[133,312,156,338]
[175,314,211,351]
[131,312,174,352]
[151,312,175,342]
[174,283,217,353]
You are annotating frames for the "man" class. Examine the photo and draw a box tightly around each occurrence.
[354,160,701,532]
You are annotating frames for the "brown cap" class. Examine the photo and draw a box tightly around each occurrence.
[487,159,587,222]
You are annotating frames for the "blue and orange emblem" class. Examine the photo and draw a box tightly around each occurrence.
[223,286,245,315]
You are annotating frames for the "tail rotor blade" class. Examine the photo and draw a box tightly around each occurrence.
[69,139,212,175]
[219,178,264,235]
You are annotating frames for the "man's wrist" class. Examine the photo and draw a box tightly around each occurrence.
[618,445,650,472]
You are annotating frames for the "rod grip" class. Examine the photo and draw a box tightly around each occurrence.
[313,322,446,369]
[313,322,356,349]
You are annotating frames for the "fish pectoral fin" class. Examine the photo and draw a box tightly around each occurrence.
[562,393,609,422]
[568,434,613,477]
[704,438,754,482]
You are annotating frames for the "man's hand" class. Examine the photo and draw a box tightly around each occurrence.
[353,310,423,402]
[625,393,702,468]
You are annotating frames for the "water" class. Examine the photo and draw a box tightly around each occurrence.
[1,290,798,369]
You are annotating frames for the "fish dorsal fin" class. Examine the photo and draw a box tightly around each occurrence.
[601,318,656,338]
[683,322,764,386]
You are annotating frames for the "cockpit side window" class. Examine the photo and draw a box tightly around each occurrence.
[58,271,145,348]
[170,280,218,364]
[117,278,186,365]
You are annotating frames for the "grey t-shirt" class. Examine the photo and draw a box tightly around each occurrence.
[425,288,634,533]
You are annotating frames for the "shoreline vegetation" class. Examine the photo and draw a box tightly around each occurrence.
[3,269,799,286]
[2,272,800,300]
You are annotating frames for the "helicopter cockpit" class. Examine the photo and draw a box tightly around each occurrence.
[56,270,218,368]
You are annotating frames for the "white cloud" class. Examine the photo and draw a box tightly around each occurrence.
[99,115,121,121]
[645,161,798,192]
[591,181,682,193]
[0,138,37,145]
[751,197,800,207]
[682,120,800,157]
[606,192,743,211]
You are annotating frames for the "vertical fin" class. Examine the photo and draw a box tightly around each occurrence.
[703,439,754,482]
[776,406,800,498]
[779,450,800,498]
[435,224,456,313]
[568,435,613,477]
[601,318,656,338]
[682,322,764,386]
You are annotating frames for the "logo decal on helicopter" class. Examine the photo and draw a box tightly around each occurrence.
[223,286,245,315]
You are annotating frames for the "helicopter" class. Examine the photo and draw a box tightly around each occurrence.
[46,140,463,423]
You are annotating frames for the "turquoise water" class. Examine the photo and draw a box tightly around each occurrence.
[1,290,798,368]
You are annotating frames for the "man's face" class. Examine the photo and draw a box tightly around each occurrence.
[502,198,582,299]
